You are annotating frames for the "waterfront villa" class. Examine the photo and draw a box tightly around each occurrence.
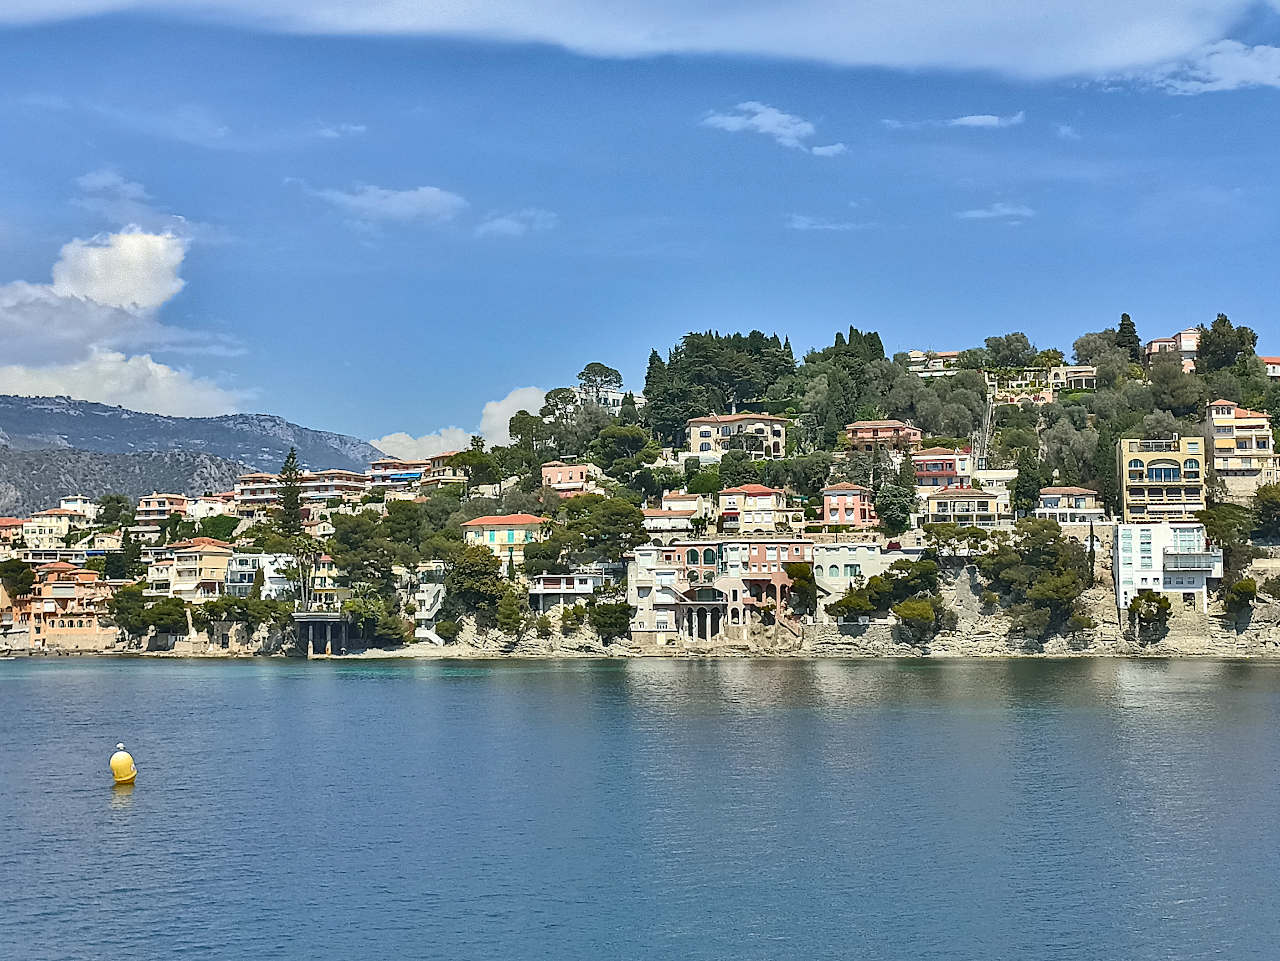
[912,447,972,492]
[461,513,550,570]
[1113,522,1223,614]
[686,412,789,459]
[1,563,118,652]
[918,485,1014,529]
[145,538,234,602]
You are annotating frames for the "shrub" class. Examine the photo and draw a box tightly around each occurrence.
[588,602,633,642]
[435,620,461,642]
[980,589,1000,609]
[535,615,553,639]
[1260,576,1280,601]
[560,604,586,634]
[1225,577,1257,615]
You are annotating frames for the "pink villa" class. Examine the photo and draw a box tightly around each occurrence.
[844,419,923,453]
[540,461,598,497]
[822,483,878,527]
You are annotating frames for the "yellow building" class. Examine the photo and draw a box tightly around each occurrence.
[1116,434,1207,523]
[1207,399,1278,502]
[461,513,550,571]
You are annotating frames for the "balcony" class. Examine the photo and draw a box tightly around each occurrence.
[1164,550,1222,571]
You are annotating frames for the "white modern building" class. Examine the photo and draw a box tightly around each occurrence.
[1113,522,1223,614]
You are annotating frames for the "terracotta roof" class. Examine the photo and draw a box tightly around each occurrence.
[823,482,871,492]
[1260,356,1280,364]
[0,517,27,527]
[687,412,789,424]
[664,492,699,500]
[33,508,85,516]
[1039,486,1097,496]
[913,447,967,457]
[167,537,234,550]
[643,509,695,518]
[461,513,550,527]
[1209,398,1236,407]
[37,561,78,571]
[846,419,915,429]
[720,484,784,495]
[925,485,992,499]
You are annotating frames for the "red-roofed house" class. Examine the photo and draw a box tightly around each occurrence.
[1261,357,1280,381]
[540,461,603,497]
[461,514,551,569]
[0,517,26,546]
[822,483,878,528]
[845,419,923,453]
[21,508,89,549]
[919,485,1013,529]
[912,447,972,492]
[1,563,118,651]
[1034,487,1107,525]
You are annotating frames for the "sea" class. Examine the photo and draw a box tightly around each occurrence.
[3,657,1278,960]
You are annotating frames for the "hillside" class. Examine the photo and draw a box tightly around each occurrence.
[0,395,382,472]
[0,448,250,517]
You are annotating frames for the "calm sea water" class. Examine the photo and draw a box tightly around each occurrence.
[3,657,1279,961]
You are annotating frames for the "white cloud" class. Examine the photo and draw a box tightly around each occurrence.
[955,202,1035,220]
[1056,123,1081,139]
[786,214,869,232]
[310,183,468,224]
[703,102,843,155]
[0,349,245,417]
[315,121,367,138]
[51,229,187,309]
[0,223,243,415]
[6,1,1262,81]
[1144,40,1280,93]
[474,208,559,238]
[372,386,547,458]
[947,110,1025,128]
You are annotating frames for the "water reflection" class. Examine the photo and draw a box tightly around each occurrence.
[109,782,134,810]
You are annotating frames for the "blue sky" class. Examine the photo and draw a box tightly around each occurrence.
[1,3,1278,455]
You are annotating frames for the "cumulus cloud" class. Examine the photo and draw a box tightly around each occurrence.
[947,110,1025,128]
[372,386,547,458]
[2,1,1266,82]
[955,202,1035,220]
[703,102,845,156]
[474,208,559,238]
[309,183,468,224]
[0,218,243,415]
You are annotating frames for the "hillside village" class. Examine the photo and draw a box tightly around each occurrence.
[5,314,1280,658]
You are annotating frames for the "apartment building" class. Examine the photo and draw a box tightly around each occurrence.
[58,495,101,522]
[1207,399,1278,501]
[461,513,550,570]
[643,509,696,543]
[2,563,119,651]
[686,413,789,459]
[136,492,190,525]
[844,419,922,453]
[1113,522,1223,614]
[145,537,233,602]
[1116,435,1207,522]
[821,483,877,527]
[224,553,295,599]
[919,486,1014,529]
[233,469,369,516]
[0,517,27,546]
[912,447,972,492]
[22,508,89,550]
[717,484,803,533]
[1034,487,1107,526]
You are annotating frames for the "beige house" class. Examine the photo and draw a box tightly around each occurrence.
[919,485,1014,529]
[461,513,550,570]
[146,537,234,602]
[1035,487,1107,526]
[1117,435,1207,523]
[22,508,89,550]
[2,563,119,651]
[687,413,789,459]
[717,485,802,533]
[136,492,190,525]
[1207,399,1278,502]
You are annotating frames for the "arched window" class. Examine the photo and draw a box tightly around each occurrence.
[828,565,839,577]
[1183,458,1201,478]
[686,549,699,565]
[1128,459,1143,470]
[703,548,717,565]
[1146,459,1180,482]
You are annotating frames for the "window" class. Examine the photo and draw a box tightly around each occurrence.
[686,549,699,565]
[844,564,858,577]
[828,565,839,577]
[699,443,711,452]
[703,548,716,565]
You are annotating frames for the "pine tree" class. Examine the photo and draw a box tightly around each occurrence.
[277,447,304,536]
[1116,313,1141,364]
[1012,448,1043,517]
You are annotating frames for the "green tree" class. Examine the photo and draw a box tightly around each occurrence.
[1116,313,1141,363]
[96,493,133,526]
[577,361,624,400]
[588,602,632,642]
[1011,448,1044,517]
[618,392,639,426]
[1197,313,1257,373]
[1253,483,1280,539]
[146,597,190,636]
[1128,590,1171,639]
[277,447,304,536]
[0,558,35,598]
[444,545,506,624]
[1225,577,1257,616]
[198,515,240,542]
[783,562,817,615]
[106,583,149,637]
[875,484,916,535]
[121,526,145,577]
[497,589,530,638]
[248,566,265,600]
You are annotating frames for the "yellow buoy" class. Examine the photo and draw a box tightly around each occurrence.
[109,743,137,785]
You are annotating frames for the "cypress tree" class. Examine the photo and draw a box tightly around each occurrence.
[1116,313,1141,364]
[278,448,304,536]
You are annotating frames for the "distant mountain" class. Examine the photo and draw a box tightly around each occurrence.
[0,395,383,472]
[0,449,250,517]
